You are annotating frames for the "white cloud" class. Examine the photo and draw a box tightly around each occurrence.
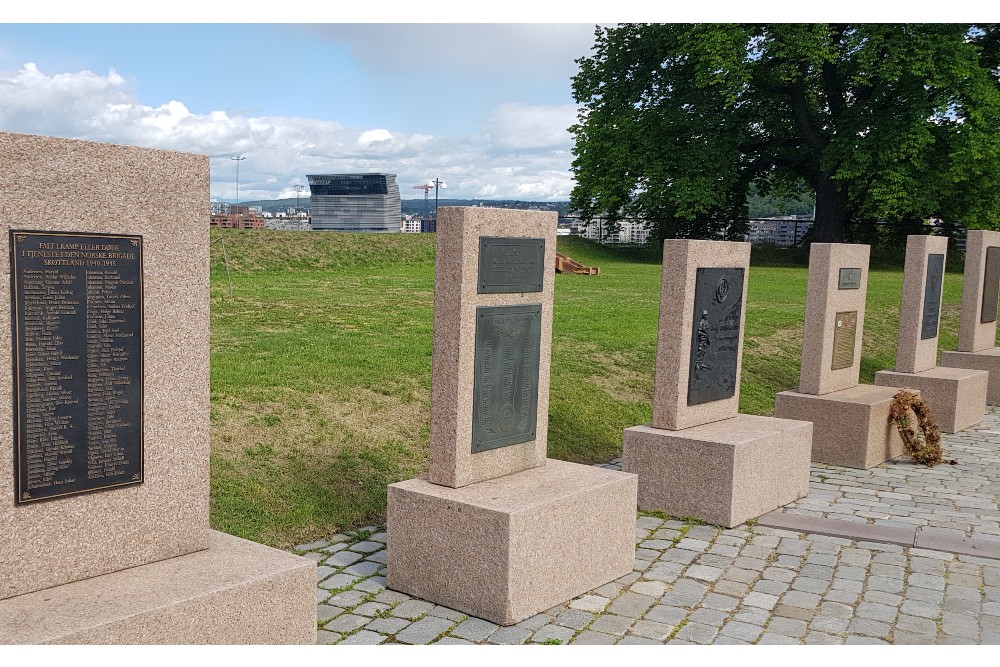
[0,63,576,201]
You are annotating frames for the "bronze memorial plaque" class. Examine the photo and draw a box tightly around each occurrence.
[838,267,862,290]
[477,236,545,294]
[981,246,1000,324]
[10,231,143,504]
[688,267,744,405]
[471,304,542,453]
[921,253,945,340]
[831,310,858,371]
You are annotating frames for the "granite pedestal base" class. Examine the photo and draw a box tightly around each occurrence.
[621,414,812,528]
[874,366,987,433]
[0,531,316,644]
[386,458,637,625]
[941,348,1000,405]
[774,384,907,469]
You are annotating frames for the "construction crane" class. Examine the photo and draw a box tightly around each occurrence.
[412,183,433,222]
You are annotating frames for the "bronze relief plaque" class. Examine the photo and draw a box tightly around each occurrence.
[832,311,858,371]
[10,230,143,504]
[688,267,744,405]
[981,246,1000,324]
[838,268,862,290]
[471,304,542,453]
[921,253,945,340]
[477,237,545,294]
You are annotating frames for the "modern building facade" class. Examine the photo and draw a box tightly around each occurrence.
[307,173,401,232]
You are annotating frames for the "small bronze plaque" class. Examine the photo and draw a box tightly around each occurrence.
[477,237,545,294]
[982,246,1000,324]
[688,267,744,405]
[10,231,143,504]
[832,311,858,371]
[471,305,542,453]
[921,253,945,340]
[838,267,862,290]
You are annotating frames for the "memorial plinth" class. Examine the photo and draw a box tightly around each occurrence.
[873,235,986,433]
[940,229,1000,405]
[622,240,811,528]
[0,132,314,644]
[386,207,636,625]
[774,243,902,469]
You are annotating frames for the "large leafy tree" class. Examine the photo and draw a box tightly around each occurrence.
[570,24,1000,242]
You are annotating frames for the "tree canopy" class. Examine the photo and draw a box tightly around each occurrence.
[570,24,1000,243]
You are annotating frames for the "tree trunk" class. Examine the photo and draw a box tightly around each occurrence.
[812,176,849,243]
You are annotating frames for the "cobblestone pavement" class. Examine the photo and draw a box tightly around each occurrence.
[299,411,1000,646]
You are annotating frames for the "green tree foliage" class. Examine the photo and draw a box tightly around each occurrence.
[570,24,1000,243]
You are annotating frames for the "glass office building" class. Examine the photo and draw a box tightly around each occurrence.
[307,173,401,232]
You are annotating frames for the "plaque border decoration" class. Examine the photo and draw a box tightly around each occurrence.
[981,246,1000,324]
[838,267,862,290]
[10,230,145,504]
[477,236,545,294]
[471,304,542,454]
[687,266,745,406]
[920,253,945,340]
[831,310,858,371]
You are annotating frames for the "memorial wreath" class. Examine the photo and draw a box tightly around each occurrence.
[888,389,948,466]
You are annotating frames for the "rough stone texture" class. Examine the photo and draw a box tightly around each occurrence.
[427,207,556,488]
[941,348,1000,406]
[895,235,950,373]
[774,384,906,468]
[386,458,637,625]
[651,239,751,431]
[0,132,210,600]
[798,243,871,395]
[0,531,315,644]
[874,366,987,433]
[956,229,1000,353]
[622,414,812,527]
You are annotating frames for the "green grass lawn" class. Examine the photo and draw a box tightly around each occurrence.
[209,229,970,547]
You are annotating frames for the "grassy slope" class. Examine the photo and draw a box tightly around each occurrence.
[210,230,969,547]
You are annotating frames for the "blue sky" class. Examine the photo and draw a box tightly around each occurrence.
[0,22,604,202]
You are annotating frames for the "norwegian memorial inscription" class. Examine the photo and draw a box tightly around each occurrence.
[471,304,541,453]
[688,267,744,405]
[10,231,143,504]
[477,237,544,294]
[832,310,858,371]
[838,268,862,290]
[921,253,945,340]
[981,246,1000,324]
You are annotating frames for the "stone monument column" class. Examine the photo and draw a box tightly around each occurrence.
[386,207,636,625]
[774,243,907,468]
[622,239,812,528]
[941,229,1000,404]
[0,132,315,644]
[875,235,987,432]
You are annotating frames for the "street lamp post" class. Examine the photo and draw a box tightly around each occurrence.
[231,155,246,228]
[293,184,304,212]
[432,178,446,229]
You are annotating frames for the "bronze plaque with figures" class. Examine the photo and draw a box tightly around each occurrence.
[688,267,744,405]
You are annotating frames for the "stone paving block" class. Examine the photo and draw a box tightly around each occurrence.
[892,631,936,645]
[791,577,829,594]
[631,619,674,640]
[303,552,326,563]
[588,614,634,636]
[570,594,609,613]
[719,620,763,642]
[434,637,474,645]
[353,602,390,617]
[863,590,902,607]
[942,611,980,638]
[848,617,891,638]
[316,589,330,604]
[365,616,411,635]
[316,630,341,645]
[396,616,454,644]
[641,539,673,550]
[374,589,410,604]
[319,573,363,590]
[675,622,718,644]
[317,604,345,622]
[365,550,388,564]
[856,601,898,623]
[944,597,981,614]
[645,604,688,625]
[617,635,662,645]
[487,627,531,645]
[592,583,623,598]
[714,580,751,597]
[733,607,770,626]
[724,567,759,584]
[846,635,889,645]
[810,615,848,634]
[391,599,436,620]
[339,630,387,645]
[355,576,387,594]
[296,539,330,551]
[635,548,660,560]
[428,605,465,622]
[630,580,668,597]
[896,614,938,635]
[782,590,821,610]
[532,624,575,644]
[819,600,853,618]
[906,586,944,604]
[773,604,814,621]
[349,541,384,554]
[744,592,779,610]
[804,631,844,644]
[325,550,364,567]
[757,632,800,644]
[659,549,699,565]
[830,578,863,593]
[702,593,739,612]
[328,590,368,608]
[555,609,594,630]
[676,538,711,551]
[688,607,728,626]
[516,613,552,630]
[450,618,498,642]
[636,515,665,530]
[342,561,384,578]
[569,630,617,645]
[326,614,369,634]
[713,636,750,645]
[608,592,656,618]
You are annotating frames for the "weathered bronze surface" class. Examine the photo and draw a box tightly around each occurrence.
[981,246,1000,324]
[921,253,945,340]
[838,267,862,290]
[477,237,545,294]
[472,304,542,453]
[688,267,744,405]
[10,231,143,504]
[832,311,858,371]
